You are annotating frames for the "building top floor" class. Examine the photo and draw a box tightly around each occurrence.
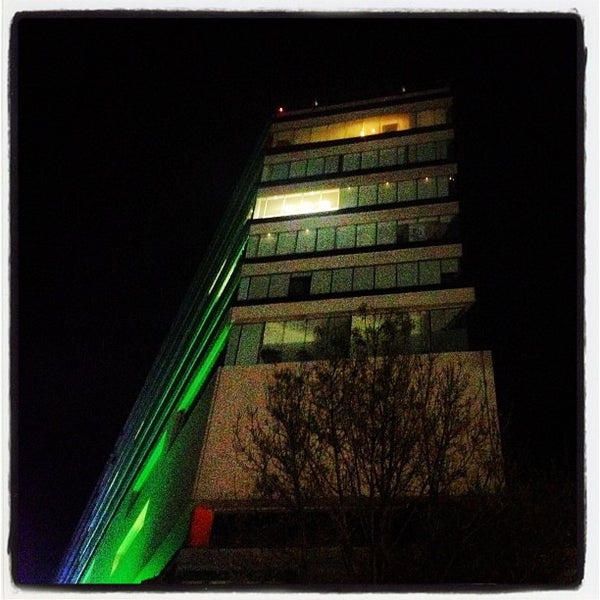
[269,88,453,149]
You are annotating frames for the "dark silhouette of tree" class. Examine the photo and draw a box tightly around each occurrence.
[235,310,503,582]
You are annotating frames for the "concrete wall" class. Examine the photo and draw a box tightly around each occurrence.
[193,350,502,505]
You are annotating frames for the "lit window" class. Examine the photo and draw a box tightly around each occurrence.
[254,188,340,219]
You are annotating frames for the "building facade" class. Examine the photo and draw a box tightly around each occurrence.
[57,88,502,584]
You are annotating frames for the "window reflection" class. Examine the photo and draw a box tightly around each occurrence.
[226,307,469,366]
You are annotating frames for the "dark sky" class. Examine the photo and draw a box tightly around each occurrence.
[11,13,583,585]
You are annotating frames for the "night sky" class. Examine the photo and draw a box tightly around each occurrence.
[10,13,583,585]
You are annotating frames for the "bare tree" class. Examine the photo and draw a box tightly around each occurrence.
[235,310,502,582]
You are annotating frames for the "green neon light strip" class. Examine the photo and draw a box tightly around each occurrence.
[59,131,267,583]
[132,431,168,493]
[177,322,232,411]
[111,499,149,575]
[140,241,245,422]
[69,238,244,584]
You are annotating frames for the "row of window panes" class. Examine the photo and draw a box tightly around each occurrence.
[261,138,452,183]
[254,174,453,221]
[246,213,458,259]
[237,258,460,302]
[225,306,467,366]
[270,108,448,148]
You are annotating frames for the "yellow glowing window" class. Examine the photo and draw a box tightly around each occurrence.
[270,109,423,147]
[254,188,340,219]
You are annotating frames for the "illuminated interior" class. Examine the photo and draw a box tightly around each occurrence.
[253,188,340,219]
[271,107,447,147]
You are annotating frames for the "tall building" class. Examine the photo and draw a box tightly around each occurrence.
[57,87,502,584]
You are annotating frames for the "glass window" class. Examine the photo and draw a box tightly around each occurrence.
[336,224,356,249]
[440,215,458,239]
[419,217,441,240]
[398,113,414,130]
[379,147,397,167]
[272,131,292,147]
[356,222,376,247]
[407,145,417,163]
[283,320,307,344]
[276,231,297,255]
[260,196,284,218]
[310,126,328,143]
[375,264,397,289]
[263,321,285,345]
[271,162,290,180]
[289,160,307,179]
[311,270,332,295]
[293,128,311,145]
[296,228,316,253]
[247,275,270,299]
[327,123,346,141]
[316,227,335,252]
[306,157,325,176]
[288,275,312,298]
[340,186,358,209]
[261,164,272,182]
[398,179,416,202]
[437,175,449,197]
[378,181,397,203]
[361,150,378,170]
[358,184,377,207]
[419,261,441,285]
[245,235,259,258]
[409,312,429,353]
[434,107,447,125]
[431,308,458,333]
[408,223,426,242]
[377,221,397,245]
[353,266,374,291]
[417,177,437,199]
[363,118,379,136]
[268,273,290,298]
[224,325,241,365]
[257,232,277,257]
[319,189,340,211]
[397,221,410,243]
[237,277,250,301]
[417,142,437,163]
[397,262,418,287]
[342,153,360,172]
[441,258,460,273]
[437,140,449,160]
[430,308,467,352]
[237,323,264,365]
[331,268,353,293]
[345,120,364,138]
[397,145,408,165]
[417,110,435,128]
[324,155,340,174]
[380,117,398,133]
